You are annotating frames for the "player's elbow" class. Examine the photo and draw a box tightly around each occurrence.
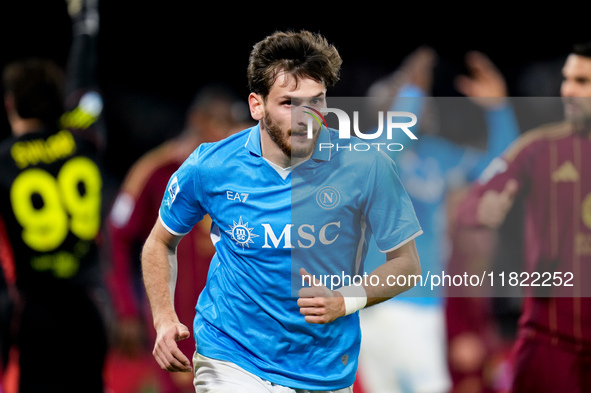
[406,240,421,276]
[407,257,421,288]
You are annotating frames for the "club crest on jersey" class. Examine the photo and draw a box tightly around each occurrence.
[168,176,180,204]
[226,216,258,249]
[316,186,340,209]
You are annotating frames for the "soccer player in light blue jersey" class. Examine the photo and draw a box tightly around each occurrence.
[141,30,422,392]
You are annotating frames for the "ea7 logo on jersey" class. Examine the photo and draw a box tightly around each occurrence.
[226,191,249,203]
[226,217,258,249]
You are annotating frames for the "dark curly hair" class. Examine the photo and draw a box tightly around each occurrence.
[573,42,591,58]
[2,58,65,128]
[247,30,342,98]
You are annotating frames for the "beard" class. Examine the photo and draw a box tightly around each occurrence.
[563,97,591,135]
[564,97,591,120]
[263,111,321,161]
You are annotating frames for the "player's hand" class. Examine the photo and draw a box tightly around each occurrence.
[455,51,507,109]
[152,320,192,372]
[477,179,519,228]
[448,332,487,373]
[297,268,346,324]
[401,46,437,92]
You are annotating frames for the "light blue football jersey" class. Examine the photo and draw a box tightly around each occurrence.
[159,124,422,390]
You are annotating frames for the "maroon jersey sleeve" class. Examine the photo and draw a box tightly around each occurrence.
[106,191,148,319]
[106,144,178,319]
[0,215,15,287]
[456,122,574,229]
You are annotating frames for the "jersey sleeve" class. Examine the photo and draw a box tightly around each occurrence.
[465,103,521,181]
[106,192,142,318]
[365,150,423,252]
[158,149,206,235]
[456,134,533,228]
[106,175,164,318]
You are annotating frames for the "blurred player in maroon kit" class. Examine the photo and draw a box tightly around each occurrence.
[445,196,517,393]
[105,85,250,393]
[456,43,591,392]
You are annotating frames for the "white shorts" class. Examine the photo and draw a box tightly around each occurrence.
[358,301,451,393]
[192,352,354,393]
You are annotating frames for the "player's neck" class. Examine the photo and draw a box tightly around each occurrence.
[569,118,591,137]
[261,141,290,168]
[9,115,45,137]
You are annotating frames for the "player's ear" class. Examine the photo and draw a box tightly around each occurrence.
[248,93,264,121]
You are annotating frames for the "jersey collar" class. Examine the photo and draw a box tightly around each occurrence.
[245,124,331,162]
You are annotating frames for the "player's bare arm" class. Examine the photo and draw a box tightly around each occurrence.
[364,239,421,305]
[141,219,192,372]
[298,239,420,324]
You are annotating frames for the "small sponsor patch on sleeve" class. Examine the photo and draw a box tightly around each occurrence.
[168,176,180,204]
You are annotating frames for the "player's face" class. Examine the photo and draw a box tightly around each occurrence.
[257,73,326,160]
[561,54,591,122]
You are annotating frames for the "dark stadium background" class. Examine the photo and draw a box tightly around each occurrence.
[1,0,590,187]
[1,2,591,392]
